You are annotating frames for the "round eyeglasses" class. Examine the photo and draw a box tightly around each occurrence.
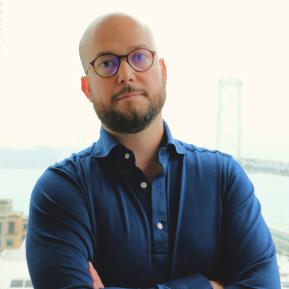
[87,48,156,78]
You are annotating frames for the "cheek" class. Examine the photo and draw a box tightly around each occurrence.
[149,66,165,86]
[146,73,163,93]
[90,80,113,99]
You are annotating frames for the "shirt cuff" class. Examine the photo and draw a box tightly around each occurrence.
[164,274,212,289]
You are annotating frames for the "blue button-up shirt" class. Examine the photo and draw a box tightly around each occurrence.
[26,122,281,288]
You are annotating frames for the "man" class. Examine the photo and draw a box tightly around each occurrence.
[26,13,281,289]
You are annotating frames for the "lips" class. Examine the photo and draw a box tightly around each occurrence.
[116,92,143,101]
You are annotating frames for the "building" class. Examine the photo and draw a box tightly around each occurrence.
[0,199,28,252]
[0,241,32,288]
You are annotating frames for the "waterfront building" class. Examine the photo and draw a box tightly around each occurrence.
[0,199,28,252]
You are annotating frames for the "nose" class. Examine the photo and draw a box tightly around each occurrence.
[116,59,136,84]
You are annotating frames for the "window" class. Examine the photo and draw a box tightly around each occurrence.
[10,279,24,287]
[25,279,33,287]
[8,221,15,234]
[6,239,13,246]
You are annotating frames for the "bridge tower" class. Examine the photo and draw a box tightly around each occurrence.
[216,78,242,159]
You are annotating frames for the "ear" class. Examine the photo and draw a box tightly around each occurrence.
[81,76,93,102]
[159,58,167,82]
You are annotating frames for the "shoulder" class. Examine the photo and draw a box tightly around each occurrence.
[178,140,254,206]
[54,144,95,171]
[40,143,99,183]
[32,144,96,200]
[174,138,233,165]
[173,139,249,186]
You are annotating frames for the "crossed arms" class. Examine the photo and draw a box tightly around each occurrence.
[26,159,281,289]
[88,262,224,289]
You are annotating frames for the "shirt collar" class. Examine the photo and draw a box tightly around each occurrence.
[91,120,187,158]
[92,127,119,158]
[163,121,188,155]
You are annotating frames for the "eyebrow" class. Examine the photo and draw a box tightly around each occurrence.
[94,44,153,59]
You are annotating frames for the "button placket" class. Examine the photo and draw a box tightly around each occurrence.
[157,222,164,230]
[140,181,148,189]
[151,174,169,255]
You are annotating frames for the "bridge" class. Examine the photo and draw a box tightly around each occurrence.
[217,79,289,257]
[270,226,289,257]
[217,79,289,178]
[239,158,289,177]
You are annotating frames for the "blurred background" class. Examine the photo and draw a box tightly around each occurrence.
[0,0,289,287]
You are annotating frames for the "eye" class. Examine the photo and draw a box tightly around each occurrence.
[132,52,147,63]
[95,55,119,76]
[99,60,118,75]
[129,49,153,71]
[100,60,117,69]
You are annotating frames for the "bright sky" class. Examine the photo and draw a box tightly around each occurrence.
[0,0,289,161]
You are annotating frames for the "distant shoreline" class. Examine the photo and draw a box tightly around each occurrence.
[0,147,77,169]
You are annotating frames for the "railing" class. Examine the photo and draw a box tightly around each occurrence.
[240,158,289,177]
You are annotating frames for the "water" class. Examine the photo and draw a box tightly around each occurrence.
[249,173,289,229]
[0,168,289,231]
[0,168,45,215]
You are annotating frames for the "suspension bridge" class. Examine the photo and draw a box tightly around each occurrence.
[217,79,289,258]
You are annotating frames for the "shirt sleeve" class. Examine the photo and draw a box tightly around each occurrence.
[26,166,213,289]
[26,166,96,289]
[156,156,281,289]
[219,157,281,288]
[102,157,282,289]
[103,275,213,289]
[26,156,281,289]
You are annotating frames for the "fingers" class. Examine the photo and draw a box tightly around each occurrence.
[88,262,104,289]
[209,280,224,289]
[88,264,223,289]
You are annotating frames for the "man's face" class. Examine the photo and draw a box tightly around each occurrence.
[81,16,167,134]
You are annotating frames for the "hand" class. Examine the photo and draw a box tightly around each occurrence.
[210,280,224,289]
[88,262,104,289]
[88,263,223,289]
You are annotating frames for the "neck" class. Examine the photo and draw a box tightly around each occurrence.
[103,114,164,180]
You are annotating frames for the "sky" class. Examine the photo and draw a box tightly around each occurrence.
[0,0,289,161]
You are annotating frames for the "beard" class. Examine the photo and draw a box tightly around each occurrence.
[93,83,166,134]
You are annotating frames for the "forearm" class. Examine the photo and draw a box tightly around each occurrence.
[219,158,281,288]
[26,168,96,289]
[89,264,215,289]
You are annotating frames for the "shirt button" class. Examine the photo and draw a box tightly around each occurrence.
[157,222,163,230]
[140,181,148,189]
[124,153,130,159]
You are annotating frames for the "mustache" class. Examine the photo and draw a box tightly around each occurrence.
[112,86,148,101]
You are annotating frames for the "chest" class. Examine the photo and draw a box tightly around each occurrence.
[85,160,223,283]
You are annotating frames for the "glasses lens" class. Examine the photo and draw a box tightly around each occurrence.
[94,55,119,77]
[128,49,154,71]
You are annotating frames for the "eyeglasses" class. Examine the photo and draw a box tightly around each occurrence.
[87,48,156,78]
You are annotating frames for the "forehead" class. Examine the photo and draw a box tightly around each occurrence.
[91,17,154,55]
